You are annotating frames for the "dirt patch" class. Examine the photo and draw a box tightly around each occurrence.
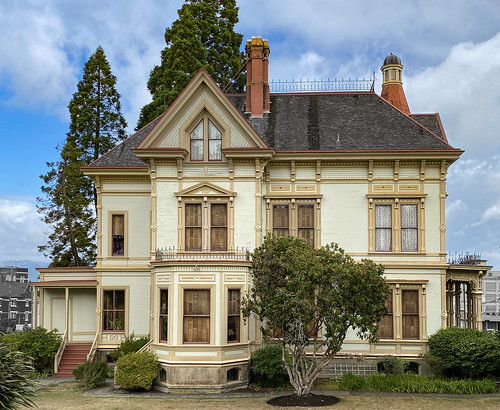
[267,394,340,407]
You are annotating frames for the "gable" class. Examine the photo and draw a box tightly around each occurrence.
[174,182,236,198]
[136,69,268,152]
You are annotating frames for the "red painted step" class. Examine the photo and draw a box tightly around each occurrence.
[55,343,92,378]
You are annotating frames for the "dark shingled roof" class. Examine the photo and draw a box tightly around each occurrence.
[88,119,160,167]
[229,93,454,151]
[87,92,456,168]
[0,282,30,298]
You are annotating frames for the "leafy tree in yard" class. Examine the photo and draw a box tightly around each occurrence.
[38,46,127,266]
[242,236,390,397]
[136,0,246,129]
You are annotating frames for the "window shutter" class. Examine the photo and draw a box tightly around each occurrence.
[185,204,202,251]
[402,290,419,339]
[211,204,227,251]
[184,290,210,343]
[378,290,394,338]
[298,205,314,247]
[273,205,289,237]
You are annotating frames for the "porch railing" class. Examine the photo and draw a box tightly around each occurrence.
[155,247,250,262]
[137,339,154,354]
[86,333,99,362]
[54,329,68,374]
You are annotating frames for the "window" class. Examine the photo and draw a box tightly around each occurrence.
[189,119,222,161]
[377,285,424,341]
[112,214,124,256]
[375,205,392,251]
[10,299,17,307]
[9,312,16,319]
[185,203,227,251]
[371,200,422,253]
[270,201,317,247]
[159,289,168,342]
[183,290,210,343]
[103,290,125,331]
[402,290,419,339]
[401,204,417,252]
[25,311,29,322]
[227,290,240,343]
[25,300,29,308]
[378,290,394,339]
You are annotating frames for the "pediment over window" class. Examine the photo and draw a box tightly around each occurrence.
[135,69,270,155]
[174,182,236,198]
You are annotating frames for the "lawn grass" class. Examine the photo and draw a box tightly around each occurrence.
[32,381,500,409]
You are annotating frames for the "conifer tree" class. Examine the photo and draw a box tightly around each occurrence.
[136,0,246,129]
[38,46,127,266]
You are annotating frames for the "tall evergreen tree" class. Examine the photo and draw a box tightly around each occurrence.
[136,0,246,129]
[38,46,127,266]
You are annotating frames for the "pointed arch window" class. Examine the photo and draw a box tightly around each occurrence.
[189,119,222,161]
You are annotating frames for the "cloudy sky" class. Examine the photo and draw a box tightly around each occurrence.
[0,0,499,269]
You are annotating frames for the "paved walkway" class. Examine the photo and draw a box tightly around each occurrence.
[35,377,500,399]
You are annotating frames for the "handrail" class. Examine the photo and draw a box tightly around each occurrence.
[87,333,99,362]
[54,329,68,374]
[137,339,153,354]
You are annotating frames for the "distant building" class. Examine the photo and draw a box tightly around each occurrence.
[0,267,32,332]
[0,266,29,283]
[482,270,500,331]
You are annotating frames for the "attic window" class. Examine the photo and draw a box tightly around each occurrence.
[189,118,222,161]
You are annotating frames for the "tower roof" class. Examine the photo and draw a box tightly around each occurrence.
[383,53,402,66]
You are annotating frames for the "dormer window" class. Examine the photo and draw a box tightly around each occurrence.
[189,119,222,161]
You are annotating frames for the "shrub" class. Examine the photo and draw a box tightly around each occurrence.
[115,352,160,390]
[73,360,111,390]
[378,355,408,376]
[1,327,61,373]
[109,334,149,361]
[426,327,500,378]
[250,344,289,388]
[0,342,37,408]
[334,372,497,394]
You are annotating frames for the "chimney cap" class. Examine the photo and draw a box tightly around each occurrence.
[383,53,402,66]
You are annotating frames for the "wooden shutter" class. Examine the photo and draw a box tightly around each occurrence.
[211,204,227,251]
[298,205,314,247]
[185,204,202,251]
[183,290,210,343]
[378,290,394,338]
[402,290,419,339]
[273,205,289,237]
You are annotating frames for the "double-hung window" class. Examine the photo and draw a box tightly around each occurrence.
[372,200,421,253]
[159,289,168,342]
[377,285,424,341]
[103,290,125,331]
[190,119,222,161]
[185,203,228,251]
[270,201,316,247]
[111,214,125,256]
[227,289,241,343]
[183,290,210,343]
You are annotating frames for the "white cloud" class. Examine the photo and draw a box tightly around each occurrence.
[472,204,500,227]
[446,199,467,219]
[0,197,48,261]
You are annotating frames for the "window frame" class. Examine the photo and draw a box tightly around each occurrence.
[267,198,320,248]
[159,288,169,343]
[183,289,211,344]
[187,115,224,162]
[227,289,241,343]
[368,197,424,254]
[377,283,426,341]
[108,211,128,257]
[102,289,126,332]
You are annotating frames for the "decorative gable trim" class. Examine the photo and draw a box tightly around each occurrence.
[136,69,269,151]
[174,182,236,198]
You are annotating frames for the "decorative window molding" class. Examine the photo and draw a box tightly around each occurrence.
[102,289,126,332]
[108,212,128,257]
[266,198,321,247]
[183,289,210,344]
[368,197,425,254]
[378,282,427,341]
[187,113,224,162]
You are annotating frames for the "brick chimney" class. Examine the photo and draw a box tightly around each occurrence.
[380,53,410,114]
[245,37,270,117]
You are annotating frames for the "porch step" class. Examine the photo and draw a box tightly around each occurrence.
[55,343,92,378]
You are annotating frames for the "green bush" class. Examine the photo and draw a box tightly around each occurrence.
[109,334,149,361]
[1,327,62,373]
[378,355,408,376]
[0,342,37,408]
[115,352,160,390]
[426,327,500,378]
[250,344,289,388]
[73,360,111,390]
[334,372,497,394]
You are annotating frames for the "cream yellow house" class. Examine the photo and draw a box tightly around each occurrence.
[32,37,490,390]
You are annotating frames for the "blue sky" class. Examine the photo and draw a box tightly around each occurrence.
[0,0,499,270]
